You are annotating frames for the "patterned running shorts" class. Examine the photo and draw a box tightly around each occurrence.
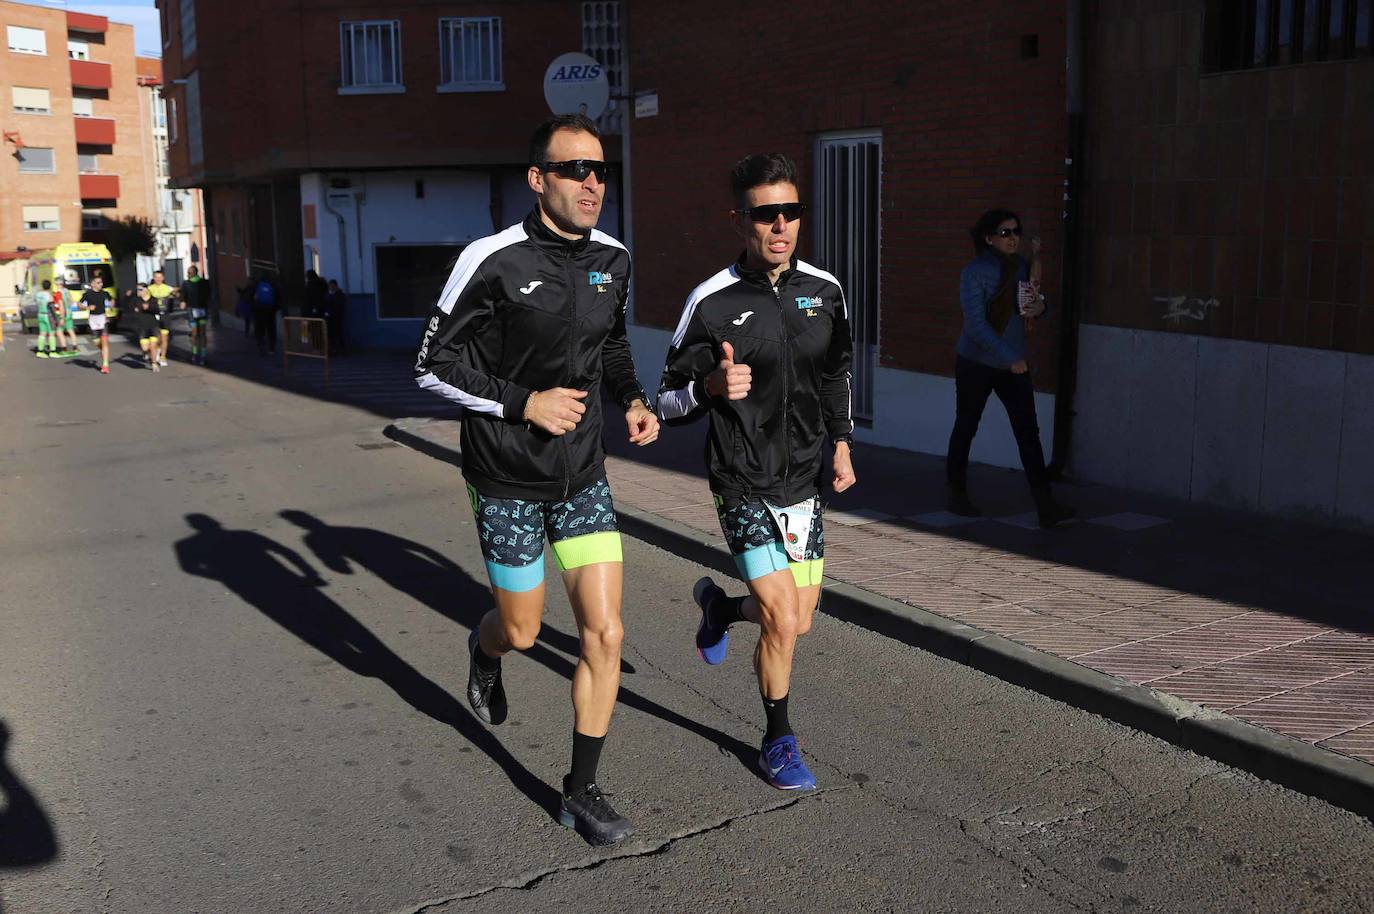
[713,494,824,588]
[468,477,622,593]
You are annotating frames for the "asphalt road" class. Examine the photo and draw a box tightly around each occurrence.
[3,333,1374,914]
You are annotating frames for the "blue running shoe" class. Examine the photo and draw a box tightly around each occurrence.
[693,576,730,665]
[759,734,816,790]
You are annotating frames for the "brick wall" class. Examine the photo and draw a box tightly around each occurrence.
[161,0,588,183]
[627,0,1069,386]
[1084,2,1374,354]
[0,3,153,248]
[102,22,153,224]
[1,1,80,247]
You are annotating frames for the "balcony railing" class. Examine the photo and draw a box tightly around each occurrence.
[73,116,115,145]
[79,173,119,199]
[69,59,112,90]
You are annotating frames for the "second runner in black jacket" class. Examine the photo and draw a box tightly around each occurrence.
[414,210,646,500]
[657,256,854,505]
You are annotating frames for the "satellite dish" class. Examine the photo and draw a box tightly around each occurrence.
[543,52,609,119]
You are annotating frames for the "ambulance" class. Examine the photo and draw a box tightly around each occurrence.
[20,243,118,332]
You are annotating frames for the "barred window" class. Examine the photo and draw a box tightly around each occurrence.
[1207,0,1373,71]
[581,2,622,134]
[181,0,198,57]
[439,17,502,89]
[340,20,403,91]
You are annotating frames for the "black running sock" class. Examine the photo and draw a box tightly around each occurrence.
[715,595,747,626]
[762,693,793,742]
[566,731,606,794]
[472,638,500,672]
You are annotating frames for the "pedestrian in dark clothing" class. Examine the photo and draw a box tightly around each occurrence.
[235,284,254,337]
[250,273,281,355]
[323,279,348,354]
[304,269,328,318]
[946,208,1074,528]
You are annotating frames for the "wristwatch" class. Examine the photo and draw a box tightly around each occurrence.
[833,434,855,450]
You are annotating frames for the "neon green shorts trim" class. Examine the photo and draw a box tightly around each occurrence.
[789,558,824,588]
[551,530,623,571]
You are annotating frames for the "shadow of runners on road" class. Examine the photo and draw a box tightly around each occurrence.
[0,720,59,869]
[277,510,759,776]
[171,513,559,817]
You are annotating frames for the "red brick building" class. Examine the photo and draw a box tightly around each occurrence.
[1,1,156,256]
[158,0,625,345]
[1071,2,1374,525]
[623,1,1072,470]
[159,0,1374,526]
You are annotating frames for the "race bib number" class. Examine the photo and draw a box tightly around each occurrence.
[762,496,818,564]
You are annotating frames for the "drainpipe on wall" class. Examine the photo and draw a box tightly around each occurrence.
[1048,0,1088,479]
[321,188,350,292]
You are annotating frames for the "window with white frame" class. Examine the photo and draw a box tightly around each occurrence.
[12,86,51,114]
[340,20,402,91]
[17,147,56,173]
[439,17,502,89]
[169,97,178,144]
[68,39,90,60]
[72,95,94,117]
[7,25,47,55]
[78,152,100,173]
[181,0,198,57]
[23,206,61,231]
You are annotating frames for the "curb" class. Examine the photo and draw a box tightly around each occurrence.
[384,418,1374,820]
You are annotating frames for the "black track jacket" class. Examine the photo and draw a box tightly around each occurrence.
[414,211,646,501]
[657,256,854,506]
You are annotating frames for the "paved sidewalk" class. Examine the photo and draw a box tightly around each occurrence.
[387,414,1374,772]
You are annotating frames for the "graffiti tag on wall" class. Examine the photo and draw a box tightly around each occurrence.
[1155,295,1220,322]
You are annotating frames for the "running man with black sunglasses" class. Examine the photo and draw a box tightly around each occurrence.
[657,153,857,791]
[415,113,658,846]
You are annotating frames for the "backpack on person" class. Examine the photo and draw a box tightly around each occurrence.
[253,279,277,307]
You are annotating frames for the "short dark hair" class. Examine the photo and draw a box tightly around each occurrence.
[42,279,51,289]
[970,208,1021,255]
[730,153,799,207]
[529,114,601,165]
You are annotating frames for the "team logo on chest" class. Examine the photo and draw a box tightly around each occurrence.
[588,271,614,292]
[795,295,823,317]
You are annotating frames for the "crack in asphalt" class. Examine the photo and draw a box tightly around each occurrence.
[853,760,1227,914]
[618,638,758,734]
[391,786,856,913]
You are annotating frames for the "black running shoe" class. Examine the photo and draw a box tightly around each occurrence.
[466,630,507,725]
[559,782,633,846]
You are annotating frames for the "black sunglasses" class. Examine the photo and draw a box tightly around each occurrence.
[735,203,806,224]
[991,226,1023,238]
[540,159,609,182]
